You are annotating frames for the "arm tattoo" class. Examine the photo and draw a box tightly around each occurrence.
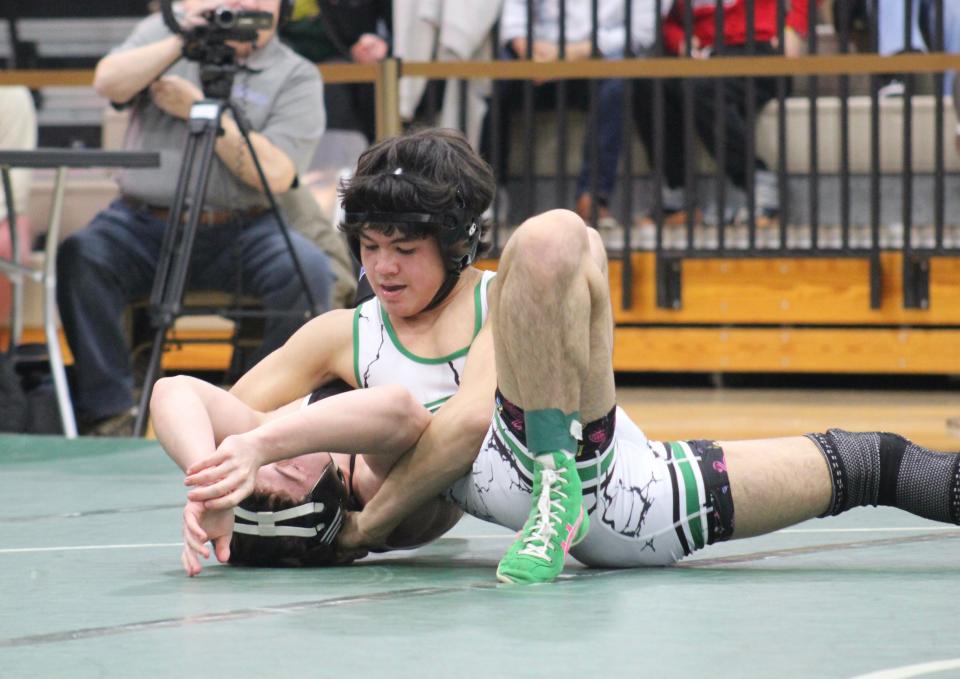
[234,129,247,182]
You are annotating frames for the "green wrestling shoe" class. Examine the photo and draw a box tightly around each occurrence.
[496,451,589,584]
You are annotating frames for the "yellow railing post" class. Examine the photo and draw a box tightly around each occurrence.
[374,57,402,141]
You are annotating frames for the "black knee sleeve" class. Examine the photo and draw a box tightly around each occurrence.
[806,429,960,524]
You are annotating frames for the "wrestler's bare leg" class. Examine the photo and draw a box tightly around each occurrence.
[487,210,613,582]
[720,436,832,538]
[491,209,615,423]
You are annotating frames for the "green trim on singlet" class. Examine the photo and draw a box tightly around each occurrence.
[575,445,616,484]
[380,306,470,364]
[378,275,488,365]
[472,271,493,338]
[494,412,536,475]
[352,305,363,388]
[669,441,705,550]
[423,395,451,413]
[472,275,483,337]
[494,410,614,483]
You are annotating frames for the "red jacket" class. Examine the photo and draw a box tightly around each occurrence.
[663,0,812,56]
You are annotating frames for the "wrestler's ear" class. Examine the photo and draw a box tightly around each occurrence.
[213,535,231,564]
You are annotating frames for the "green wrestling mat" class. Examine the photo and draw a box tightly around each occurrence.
[1,434,958,679]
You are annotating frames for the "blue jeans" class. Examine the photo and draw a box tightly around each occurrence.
[878,0,960,93]
[926,0,960,94]
[574,76,625,203]
[877,0,925,55]
[56,200,333,421]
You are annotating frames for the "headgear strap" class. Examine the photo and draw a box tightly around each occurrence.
[343,211,460,228]
[233,502,342,541]
[228,436,349,567]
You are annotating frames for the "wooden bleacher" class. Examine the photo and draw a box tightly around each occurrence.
[10,251,959,376]
[606,252,960,374]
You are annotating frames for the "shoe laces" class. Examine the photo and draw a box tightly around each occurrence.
[518,467,567,561]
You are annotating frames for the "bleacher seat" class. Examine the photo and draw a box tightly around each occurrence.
[508,95,958,178]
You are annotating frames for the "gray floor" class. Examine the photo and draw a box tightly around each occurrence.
[2,433,960,679]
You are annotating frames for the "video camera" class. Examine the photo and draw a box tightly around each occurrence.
[160,0,274,98]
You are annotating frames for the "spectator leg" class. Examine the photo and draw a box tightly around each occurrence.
[691,74,778,191]
[930,0,960,94]
[56,201,162,422]
[324,80,375,144]
[633,77,687,198]
[877,0,926,54]
[575,78,625,207]
[348,82,378,145]
[480,77,525,184]
[193,213,334,369]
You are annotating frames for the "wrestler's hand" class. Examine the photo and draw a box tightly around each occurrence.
[181,499,234,576]
[150,75,203,120]
[334,511,379,562]
[184,433,262,510]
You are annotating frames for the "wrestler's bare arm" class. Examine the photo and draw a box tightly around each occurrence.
[152,376,266,473]
[153,308,354,471]
[345,322,497,548]
[231,307,356,410]
[184,385,433,509]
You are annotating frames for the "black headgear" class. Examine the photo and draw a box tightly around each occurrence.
[229,459,348,567]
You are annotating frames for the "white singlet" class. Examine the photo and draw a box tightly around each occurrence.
[353,268,726,567]
[353,270,496,412]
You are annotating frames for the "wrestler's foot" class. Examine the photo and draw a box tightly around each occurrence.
[496,451,588,584]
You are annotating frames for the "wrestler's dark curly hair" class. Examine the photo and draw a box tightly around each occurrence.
[338,127,496,253]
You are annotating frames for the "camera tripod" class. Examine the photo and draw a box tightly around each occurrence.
[131,96,320,437]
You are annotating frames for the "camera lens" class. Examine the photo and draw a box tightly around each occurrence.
[213,7,236,29]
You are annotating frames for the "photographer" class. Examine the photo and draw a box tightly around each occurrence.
[57,0,334,436]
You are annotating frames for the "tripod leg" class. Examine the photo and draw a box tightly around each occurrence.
[133,324,168,436]
[149,133,198,311]
[134,102,225,437]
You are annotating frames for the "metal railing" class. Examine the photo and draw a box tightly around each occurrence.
[399,0,960,313]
